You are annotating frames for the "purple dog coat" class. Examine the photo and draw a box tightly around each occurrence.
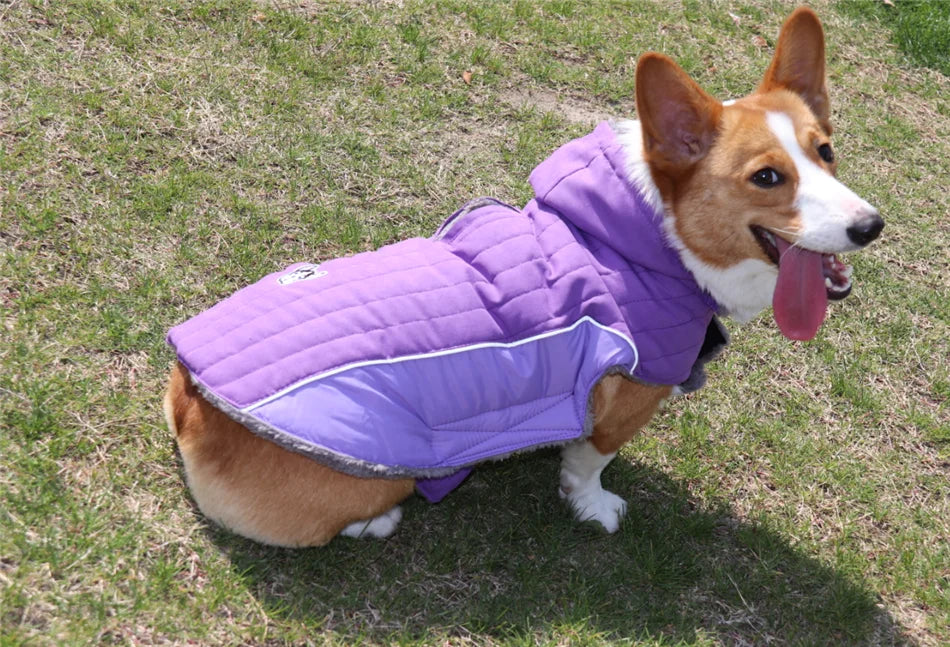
[167,122,727,502]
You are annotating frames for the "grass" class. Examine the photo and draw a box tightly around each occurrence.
[840,0,950,76]
[1,0,948,645]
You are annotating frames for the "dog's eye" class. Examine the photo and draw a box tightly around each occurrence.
[751,168,784,188]
[818,143,835,163]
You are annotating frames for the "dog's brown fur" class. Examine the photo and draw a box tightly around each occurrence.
[166,361,670,546]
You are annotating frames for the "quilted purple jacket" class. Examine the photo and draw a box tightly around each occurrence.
[167,122,726,502]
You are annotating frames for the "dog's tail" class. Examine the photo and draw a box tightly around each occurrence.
[163,361,196,439]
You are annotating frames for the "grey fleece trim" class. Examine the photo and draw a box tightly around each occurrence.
[675,316,730,394]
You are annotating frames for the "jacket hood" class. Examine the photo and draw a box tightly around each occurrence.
[528,121,693,281]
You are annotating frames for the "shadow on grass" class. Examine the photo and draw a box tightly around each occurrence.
[216,451,913,645]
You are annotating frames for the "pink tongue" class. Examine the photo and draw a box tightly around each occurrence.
[772,237,827,341]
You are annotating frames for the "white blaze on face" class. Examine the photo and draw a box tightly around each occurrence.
[765,112,875,253]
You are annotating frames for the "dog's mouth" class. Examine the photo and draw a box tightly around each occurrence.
[751,226,853,299]
[750,226,853,341]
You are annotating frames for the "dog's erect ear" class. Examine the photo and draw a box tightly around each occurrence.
[758,7,831,133]
[635,53,722,176]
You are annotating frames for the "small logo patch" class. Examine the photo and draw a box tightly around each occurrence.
[278,264,328,285]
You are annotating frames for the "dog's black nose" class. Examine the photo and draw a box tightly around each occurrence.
[846,212,884,247]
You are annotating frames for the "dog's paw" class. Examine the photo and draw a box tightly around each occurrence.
[340,506,403,539]
[564,488,627,533]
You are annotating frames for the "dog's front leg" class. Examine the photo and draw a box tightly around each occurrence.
[559,440,627,532]
[560,376,672,532]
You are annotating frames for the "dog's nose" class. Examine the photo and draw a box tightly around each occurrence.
[846,212,884,247]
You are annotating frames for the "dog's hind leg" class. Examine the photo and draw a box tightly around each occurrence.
[166,362,416,547]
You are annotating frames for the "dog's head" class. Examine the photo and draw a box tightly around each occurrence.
[635,7,883,340]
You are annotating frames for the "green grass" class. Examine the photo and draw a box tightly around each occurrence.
[841,0,950,76]
[2,0,948,645]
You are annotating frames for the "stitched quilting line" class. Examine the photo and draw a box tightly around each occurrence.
[201,256,573,378]
[196,242,598,391]
[447,206,527,245]
[176,243,528,358]
[451,231,538,280]
[460,214,574,270]
[536,146,602,205]
[171,249,469,348]
[180,216,537,342]
[445,214,572,283]
[174,211,569,356]
[440,211,565,282]
[434,198,518,239]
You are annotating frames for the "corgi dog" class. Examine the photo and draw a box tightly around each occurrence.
[164,8,882,547]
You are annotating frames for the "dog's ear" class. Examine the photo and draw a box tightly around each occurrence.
[758,7,831,134]
[635,53,722,176]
